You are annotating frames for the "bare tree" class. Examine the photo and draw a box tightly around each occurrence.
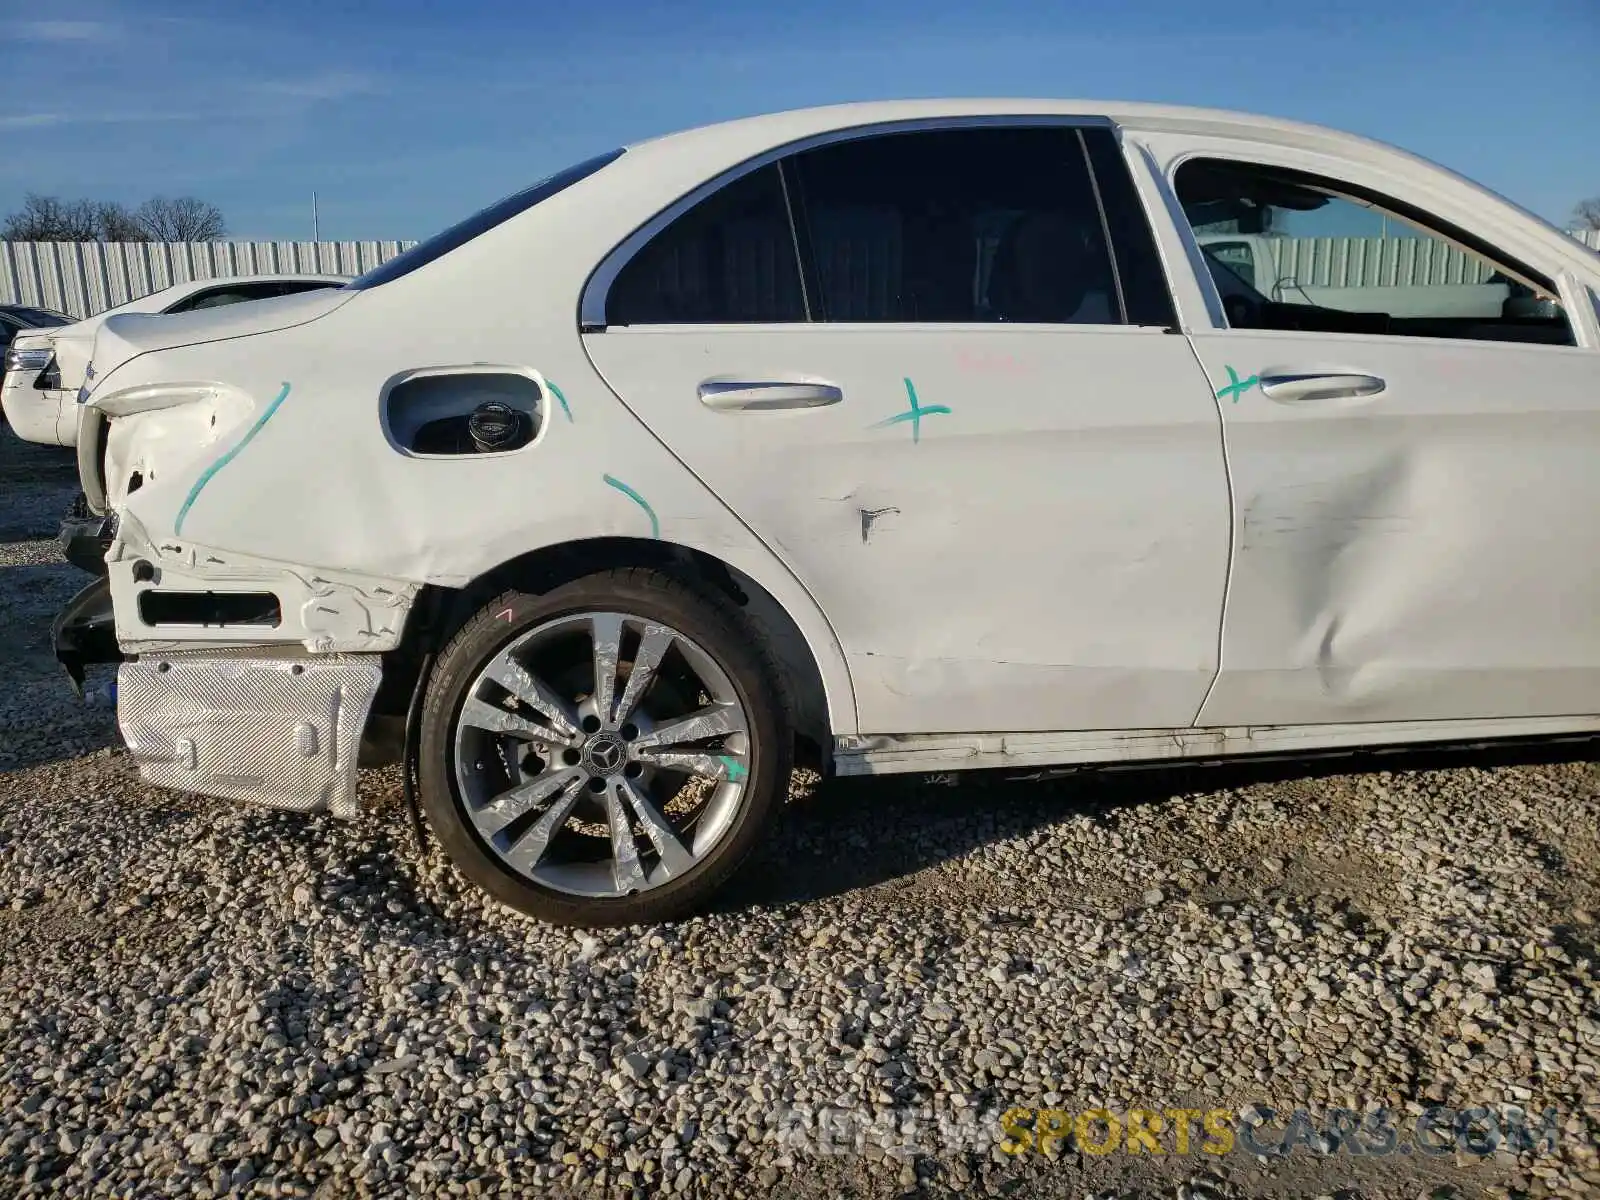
[134,196,226,242]
[2,193,102,241]
[95,201,149,242]
[1574,197,1600,231]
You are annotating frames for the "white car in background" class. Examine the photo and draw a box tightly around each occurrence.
[2,274,348,446]
[54,100,1600,927]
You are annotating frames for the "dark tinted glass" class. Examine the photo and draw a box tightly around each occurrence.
[347,148,624,290]
[787,126,1122,324]
[8,306,69,327]
[167,280,339,312]
[276,280,340,298]
[606,164,805,325]
[177,289,254,312]
[1079,128,1176,326]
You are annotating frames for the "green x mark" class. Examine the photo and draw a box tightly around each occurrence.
[718,755,747,781]
[872,377,951,443]
[1216,365,1259,403]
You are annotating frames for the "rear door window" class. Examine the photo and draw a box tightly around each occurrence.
[596,122,1178,329]
[604,165,806,325]
[786,126,1144,324]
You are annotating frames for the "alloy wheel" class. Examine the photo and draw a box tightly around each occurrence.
[450,611,752,898]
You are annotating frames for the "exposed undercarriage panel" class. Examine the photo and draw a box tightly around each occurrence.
[117,652,382,817]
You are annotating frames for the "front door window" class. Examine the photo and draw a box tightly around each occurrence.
[1175,157,1573,346]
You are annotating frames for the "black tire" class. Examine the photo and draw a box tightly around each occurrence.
[417,567,790,926]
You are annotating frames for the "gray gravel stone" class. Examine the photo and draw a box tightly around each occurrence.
[2,429,1599,1198]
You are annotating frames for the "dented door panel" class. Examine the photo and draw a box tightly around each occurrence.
[1189,332,1600,725]
[583,325,1231,735]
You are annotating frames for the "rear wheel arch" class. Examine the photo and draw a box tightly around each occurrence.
[381,536,845,767]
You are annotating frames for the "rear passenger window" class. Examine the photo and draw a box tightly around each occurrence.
[788,127,1127,324]
[606,164,805,325]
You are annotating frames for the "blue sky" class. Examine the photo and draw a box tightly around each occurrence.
[2,0,1596,241]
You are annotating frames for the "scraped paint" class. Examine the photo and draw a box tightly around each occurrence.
[175,381,291,536]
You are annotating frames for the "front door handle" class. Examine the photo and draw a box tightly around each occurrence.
[697,380,843,412]
[1258,372,1386,403]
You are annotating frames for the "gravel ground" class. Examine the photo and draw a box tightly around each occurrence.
[2,426,1599,1199]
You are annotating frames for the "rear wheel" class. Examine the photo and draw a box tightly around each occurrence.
[417,568,789,926]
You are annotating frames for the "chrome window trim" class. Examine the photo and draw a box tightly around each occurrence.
[579,113,1117,330]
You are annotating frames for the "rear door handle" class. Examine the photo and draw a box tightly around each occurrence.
[1258,372,1386,403]
[697,380,843,412]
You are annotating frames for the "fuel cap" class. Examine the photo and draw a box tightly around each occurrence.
[467,401,527,452]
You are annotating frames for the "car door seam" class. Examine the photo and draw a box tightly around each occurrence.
[1182,330,1235,727]
[575,330,859,729]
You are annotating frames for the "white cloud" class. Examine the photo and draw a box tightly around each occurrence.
[0,109,207,129]
[250,71,380,102]
[12,20,117,42]
[0,113,67,129]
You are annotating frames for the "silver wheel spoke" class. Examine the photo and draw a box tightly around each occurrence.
[602,782,645,893]
[631,703,746,751]
[503,776,585,871]
[633,750,744,782]
[460,697,569,747]
[483,656,579,739]
[613,623,673,726]
[619,778,695,876]
[453,607,753,901]
[591,613,624,726]
[474,768,584,839]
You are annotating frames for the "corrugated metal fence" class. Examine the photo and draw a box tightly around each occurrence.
[0,241,416,319]
[2,231,1597,320]
[1266,236,1497,287]
[1265,229,1600,288]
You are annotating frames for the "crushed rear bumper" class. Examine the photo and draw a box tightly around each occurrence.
[53,576,385,816]
[57,492,114,576]
[52,576,121,697]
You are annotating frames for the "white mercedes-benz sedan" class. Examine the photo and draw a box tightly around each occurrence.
[54,100,1600,926]
[2,274,347,447]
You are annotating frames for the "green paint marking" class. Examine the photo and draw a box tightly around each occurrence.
[718,755,747,781]
[871,377,951,443]
[602,473,659,538]
[1215,365,1259,404]
[174,381,291,536]
[547,380,572,422]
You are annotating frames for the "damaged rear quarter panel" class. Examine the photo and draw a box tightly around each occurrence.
[87,174,857,729]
